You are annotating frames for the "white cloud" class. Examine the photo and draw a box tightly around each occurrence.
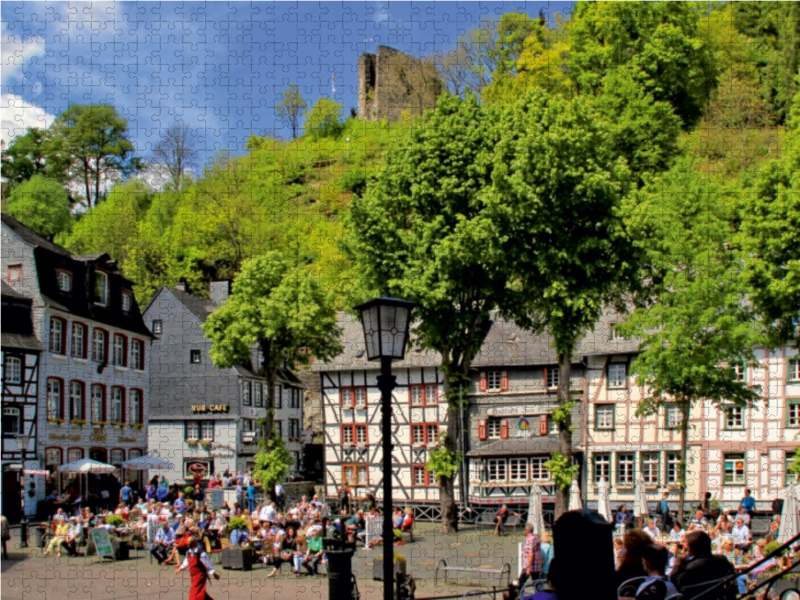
[1,23,46,85]
[1,94,56,146]
[374,2,390,22]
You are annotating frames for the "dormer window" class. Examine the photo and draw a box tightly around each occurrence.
[57,270,72,292]
[122,291,132,312]
[94,271,109,306]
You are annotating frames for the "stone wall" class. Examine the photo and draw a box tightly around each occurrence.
[358,46,442,122]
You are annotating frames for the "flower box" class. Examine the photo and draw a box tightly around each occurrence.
[70,419,87,427]
[47,418,64,426]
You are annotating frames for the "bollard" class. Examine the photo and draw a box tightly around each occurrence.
[19,518,28,548]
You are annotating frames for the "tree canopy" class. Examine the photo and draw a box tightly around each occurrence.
[4,175,73,241]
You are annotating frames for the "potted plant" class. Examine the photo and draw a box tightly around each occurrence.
[106,515,125,527]
[373,552,407,581]
[184,486,194,496]
[47,418,64,427]
[199,440,212,450]
[222,517,253,570]
[70,419,87,428]
[187,439,198,447]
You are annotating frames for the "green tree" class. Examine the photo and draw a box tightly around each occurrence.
[619,160,764,521]
[4,175,73,240]
[203,252,342,447]
[252,435,294,497]
[304,98,344,140]
[347,94,508,533]
[54,104,141,207]
[151,123,198,190]
[1,128,71,189]
[486,89,638,514]
[276,84,308,139]
[568,1,717,129]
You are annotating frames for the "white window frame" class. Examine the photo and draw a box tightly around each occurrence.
[122,292,132,312]
[94,271,109,306]
[3,407,21,435]
[594,453,610,484]
[530,457,550,481]
[642,453,660,485]
[152,319,163,334]
[69,381,83,420]
[412,424,425,445]
[47,379,61,420]
[129,389,141,425]
[487,370,501,392]
[111,388,124,423]
[113,335,126,366]
[254,383,263,407]
[91,385,104,423]
[242,381,251,406]
[596,405,615,430]
[487,458,507,482]
[667,452,681,484]
[509,458,528,482]
[487,418,502,439]
[789,359,800,382]
[608,363,627,389]
[190,349,201,364]
[732,363,746,382]
[131,340,142,370]
[725,405,744,430]
[68,448,83,463]
[110,449,124,467]
[92,329,106,362]
[617,453,635,486]
[5,356,22,384]
[186,421,200,441]
[201,421,215,441]
[724,453,746,485]
[70,323,85,357]
[546,367,559,389]
[49,318,63,354]
[788,400,800,428]
[57,270,72,292]
[665,404,684,429]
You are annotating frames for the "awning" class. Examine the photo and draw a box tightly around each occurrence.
[466,435,562,458]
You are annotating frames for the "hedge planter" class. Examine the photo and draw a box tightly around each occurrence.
[222,547,253,571]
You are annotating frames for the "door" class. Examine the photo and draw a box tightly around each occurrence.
[2,470,22,524]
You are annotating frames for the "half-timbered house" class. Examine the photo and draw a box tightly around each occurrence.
[1,281,43,521]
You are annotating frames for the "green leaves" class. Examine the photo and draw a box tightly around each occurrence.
[5,175,72,241]
[304,98,344,140]
[252,435,294,493]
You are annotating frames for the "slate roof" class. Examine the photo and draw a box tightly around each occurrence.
[165,288,218,323]
[1,280,27,300]
[1,281,43,351]
[311,310,641,372]
[466,435,562,457]
[1,213,71,257]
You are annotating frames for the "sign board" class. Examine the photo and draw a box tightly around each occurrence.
[23,469,48,476]
[191,404,229,413]
[90,527,116,561]
[207,488,224,511]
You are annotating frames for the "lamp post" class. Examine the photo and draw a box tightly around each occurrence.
[15,434,33,547]
[354,297,416,600]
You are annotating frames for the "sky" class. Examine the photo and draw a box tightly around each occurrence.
[2,1,572,166]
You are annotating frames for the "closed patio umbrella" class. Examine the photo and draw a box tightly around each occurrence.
[568,479,582,511]
[597,478,611,522]
[633,476,649,517]
[528,484,544,534]
[779,484,798,544]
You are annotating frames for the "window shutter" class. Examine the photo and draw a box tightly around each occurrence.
[478,419,487,440]
[539,415,548,436]
[479,372,488,392]
[500,371,509,391]
[500,419,509,440]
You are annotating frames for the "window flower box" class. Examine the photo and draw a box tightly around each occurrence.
[70,419,87,427]
[199,440,212,450]
[112,422,126,429]
[93,421,107,428]
[129,423,144,430]
[48,418,64,426]
[187,440,199,447]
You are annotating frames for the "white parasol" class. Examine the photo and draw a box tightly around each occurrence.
[568,479,582,511]
[122,455,175,470]
[58,457,116,474]
[527,484,544,534]
[597,478,611,522]
[779,484,798,544]
[633,476,649,517]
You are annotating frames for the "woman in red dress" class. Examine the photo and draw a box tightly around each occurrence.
[175,536,220,600]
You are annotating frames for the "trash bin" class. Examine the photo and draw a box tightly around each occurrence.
[32,526,46,548]
[326,549,356,600]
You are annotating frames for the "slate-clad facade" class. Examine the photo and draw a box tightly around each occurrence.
[1,213,152,487]
[143,284,305,484]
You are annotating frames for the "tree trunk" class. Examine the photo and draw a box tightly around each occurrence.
[555,352,573,519]
[94,157,102,207]
[260,339,276,447]
[439,375,459,533]
[677,400,690,526]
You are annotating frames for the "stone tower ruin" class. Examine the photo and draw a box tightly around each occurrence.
[358,46,443,122]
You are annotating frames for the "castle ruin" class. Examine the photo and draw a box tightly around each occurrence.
[358,46,443,122]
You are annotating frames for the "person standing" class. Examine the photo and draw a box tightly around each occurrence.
[518,523,542,591]
[275,482,285,511]
[657,492,673,530]
[246,481,256,513]
[120,482,133,507]
[339,486,350,515]
[1,514,9,560]
[740,489,756,516]
[175,535,221,600]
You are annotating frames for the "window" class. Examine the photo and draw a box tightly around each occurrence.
[91,385,105,423]
[113,334,127,366]
[242,381,251,406]
[731,363,746,383]
[412,424,425,445]
[530,457,550,481]
[289,388,301,409]
[7,265,22,282]
[68,448,83,463]
[2,407,21,435]
[411,423,438,445]
[111,387,125,424]
[427,424,438,444]
[725,405,744,430]
[4,356,22,384]
[487,459,507,482]
[786,452,798,485]
[665,404,684,429]
[131,340,144,370]
[69,381,84,420]
[186,421,200,441]
[254,383,263,407]
[409,383,438,406]
[289,419,300,439]
[190,349,201,364]
[122,292,132,312]
[275,386,283,409]
[487,371,501,391]
[667,453,681,485]
[57,270,72,292]
[201,421,215,440]
[110,449,125,468]
[546,367,559,389]
[509,458,529,481]
[70,323,86,358]
[274,420,282,437]
[94,271,109,305]
[47,378,63,420]
[788,400,800,428]
[487,418,502,439]
[92,329,107,362]
[152,319,163,334]
[789,359,800,382]
[617,453,635,486]
[129,389,142,425]
[594,453,611,484]
[595,405,615,430]
[412,465,429,486]
[724,452,746,484]
[410,385,423,406]
[343,465,368,486]
[610,324,628,341]
[341,386,367,409]
[129,449,142,460]
[608,364,627,388]
[642,453,660,485]
[49,317,65,354]
[45,447,63,469]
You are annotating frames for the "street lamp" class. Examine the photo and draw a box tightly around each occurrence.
[354,297,416,600]
[15,434,33,547]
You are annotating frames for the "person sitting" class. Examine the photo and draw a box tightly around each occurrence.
[644,519,661,542]
[150,522,176,565]
[494,504,519,536]
[346,510,366,542]
[731,516,751,550]
[690,510,708,529]
[616,529,652,589]
[229,522,250,547]
[631,544,679,600]
[670,531,736,600]
[302,529,325,576]
[43,519,70,557]
[61,516,83,557]
[401,507,414,532]
[615,504,634,532]
[669,521,685,543]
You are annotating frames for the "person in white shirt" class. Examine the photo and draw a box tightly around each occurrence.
[175,536,220,598]
[735,506,751,527]
[669,521,685,543]
[61,517,83,557]
[644,520,661,541]
[259,502,278,523]
[731,517,751,549]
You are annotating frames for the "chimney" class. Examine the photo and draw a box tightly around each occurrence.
[175,280,187,292]
[210,280,231,306]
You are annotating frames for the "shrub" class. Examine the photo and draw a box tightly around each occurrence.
[106,515,125,527]
[339,168,368,196]
[227,516,249,532]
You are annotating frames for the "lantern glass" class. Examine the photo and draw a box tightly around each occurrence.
[355,298,416,361]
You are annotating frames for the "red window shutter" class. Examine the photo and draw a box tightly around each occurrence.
[539,415,548,436]
[500,419,509,440]
[479,372,488,392]
[500,371,509,391]
[478,419,487,440]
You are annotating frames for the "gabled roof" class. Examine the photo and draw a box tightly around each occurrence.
[1,212,71,256]
[466,435,561,457]
[1,281,43,351]
[165,287,218,324]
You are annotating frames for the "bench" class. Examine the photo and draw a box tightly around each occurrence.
[475,513,496,533]
[503,514,522,535]
[434,558,511,588]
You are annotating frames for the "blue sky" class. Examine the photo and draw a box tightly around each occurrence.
[2,1,572,165]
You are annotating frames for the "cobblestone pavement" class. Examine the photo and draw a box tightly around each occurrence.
[1,523,526,600]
